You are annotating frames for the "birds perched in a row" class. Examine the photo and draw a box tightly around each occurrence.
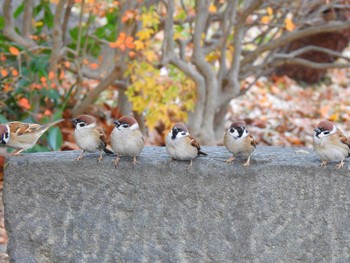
[72,114,144,166]
[0,116,349,169]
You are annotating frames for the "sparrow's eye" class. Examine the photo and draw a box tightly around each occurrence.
[229,128,235,133]
[122,123,129,128]
[4,132,8,139]
[78,123,86,127]
[323,131,330,135]
[181,132,186,136]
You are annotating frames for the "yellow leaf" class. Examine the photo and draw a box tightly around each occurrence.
[136,28,154,41]
[134,40,145,50]
[208,4,217,13]
[35,21,44,27]
[261,16,270,24]
[267,7,273,16]
[285,18,295,31]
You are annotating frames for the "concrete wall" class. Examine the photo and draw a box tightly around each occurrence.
[4,146,350,262]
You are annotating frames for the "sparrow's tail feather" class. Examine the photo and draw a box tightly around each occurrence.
[40,119,64,131]
[103,147,114,155]
[198,150,208,156]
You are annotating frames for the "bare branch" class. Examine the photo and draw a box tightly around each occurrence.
[226,0,263,96]
[271,57,350,69]
[242,21,350,66]
[72,66,123,116]
[22,0,33,39]
[3,0,37,49]
[62,0,75,44]
[49,0,67,74]
[279,45,350,61]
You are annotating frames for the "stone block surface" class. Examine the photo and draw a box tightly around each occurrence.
[4,146,350,262]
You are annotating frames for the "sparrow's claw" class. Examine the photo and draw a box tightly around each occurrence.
[336,160,345,169]
[132,156,138,166]
[76,150,85,161]
[97,151,103,163]
[187,159,193,170]
[321,160,328,167]
[114,156,120,167]
[243,155,251,167]
[226,156,235,163]
[11,148,24,156]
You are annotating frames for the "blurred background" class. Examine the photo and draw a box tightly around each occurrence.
[1,0,350,261]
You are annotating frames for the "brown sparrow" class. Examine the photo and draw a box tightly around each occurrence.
[224,120,256,166]
[165,122,207,169]
[313,120,350,169]
[72,115,113,162]
[110,115,144,166]
[0,119,64,155]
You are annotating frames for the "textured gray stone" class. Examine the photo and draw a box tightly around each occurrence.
[3,146,350,262]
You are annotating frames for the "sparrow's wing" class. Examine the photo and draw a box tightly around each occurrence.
[7,122,45,146]
[336,129,350,148]
[9,122,42,135]
[94,127,108,148]
[9,119,63,136]
[188,135,207,156]
[248,134,257,147]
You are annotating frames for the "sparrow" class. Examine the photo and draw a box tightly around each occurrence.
[72,114,113,162]
[110,115,144,166]
[313,120,350,169]
[0,119,64,155]
[224,120,256,166]
[165,122,207,169]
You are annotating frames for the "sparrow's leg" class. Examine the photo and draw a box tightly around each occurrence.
[114,155,121,167]
[321,160,328,167]
[97,150,103,163]
[11,148,24,156]
[243,155,251,167]
[132,156,138,166]
[226,155,235,163]
[187,159,193,170]
[76,150,85,161]
[336,160,345,169]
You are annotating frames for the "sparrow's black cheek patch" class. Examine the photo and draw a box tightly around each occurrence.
[171,130,178,140]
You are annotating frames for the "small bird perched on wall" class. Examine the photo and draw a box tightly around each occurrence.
[110,115,144,166]
[313,120,350,169]
[0,119,64,155]
[224,120,256,166]
[165,122,207,170]
[72,114,113,162]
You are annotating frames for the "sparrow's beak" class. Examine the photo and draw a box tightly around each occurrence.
[314,128,321,133]
[71,118,78,126]
[114,120,120,127]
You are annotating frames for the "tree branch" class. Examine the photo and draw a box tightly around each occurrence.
[3,0,37,49]
[279,45,350,61]
[49,0,67,75]
[22,0,33,39]
[225,0,263,97]
[242,21,350,66]
[271,57,350,69]
[72,66,123,116]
